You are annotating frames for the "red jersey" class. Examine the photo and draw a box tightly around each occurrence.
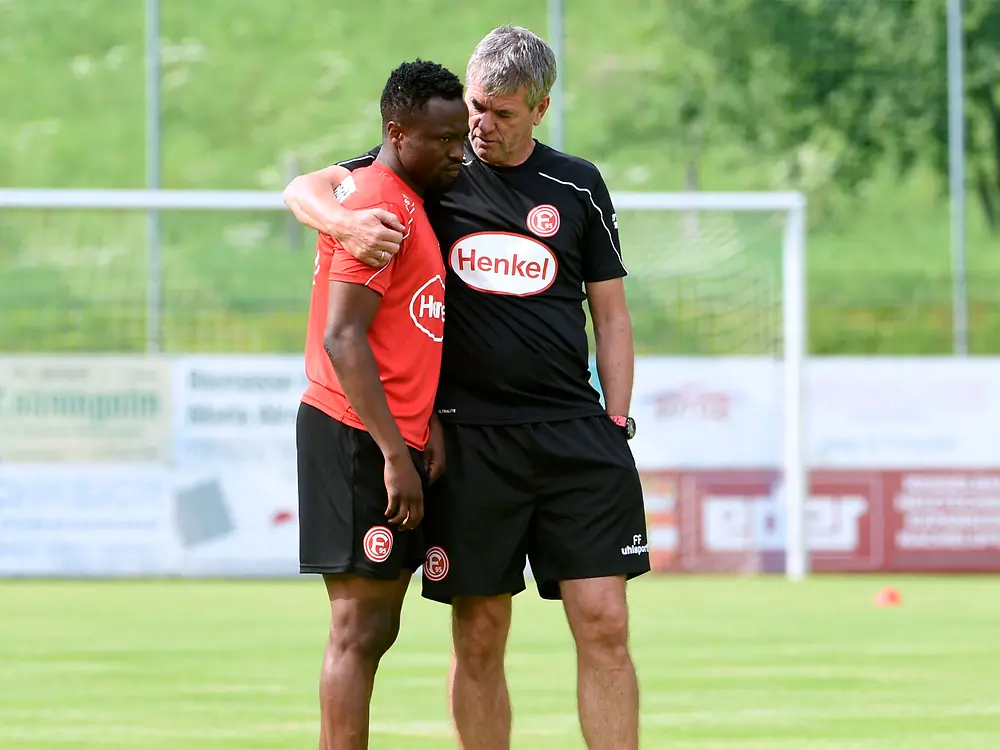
[302,161,445,450]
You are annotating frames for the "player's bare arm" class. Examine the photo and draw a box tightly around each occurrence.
[323,280,424,529]
[283,164,404,268]
[586,278,635,417]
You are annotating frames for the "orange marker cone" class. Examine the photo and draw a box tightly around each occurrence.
[874,586,902,607]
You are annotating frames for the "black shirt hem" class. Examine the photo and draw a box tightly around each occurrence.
[435,405,608,426]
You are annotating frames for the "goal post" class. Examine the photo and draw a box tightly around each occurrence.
[612,190,808,581]
[0,187,809,580]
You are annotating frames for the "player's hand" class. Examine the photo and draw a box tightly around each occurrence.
[424,415,446,485]
[384,454,424,530]
[337,209,405,269]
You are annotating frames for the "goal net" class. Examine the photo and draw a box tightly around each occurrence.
[0,188,808,580]
[611,192,808,580]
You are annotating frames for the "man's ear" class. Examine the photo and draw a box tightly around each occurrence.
[386,121,405,148]
[533,95,551,126]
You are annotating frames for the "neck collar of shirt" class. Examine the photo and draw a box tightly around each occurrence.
[369,160,424,205]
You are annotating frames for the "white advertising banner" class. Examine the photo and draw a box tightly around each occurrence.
[0,464,298,577]
[628,357,781,469]
[171,356,305,466]
[805,358,1000,468]
[0,356,172,463]
[629,357,1000,470]
[4,355,1000,577]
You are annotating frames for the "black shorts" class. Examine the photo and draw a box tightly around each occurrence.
[420,415,650,602]
[297,402,426,579]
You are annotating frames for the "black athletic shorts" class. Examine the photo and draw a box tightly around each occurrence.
[420,415,650,602]
[297,402,426,579]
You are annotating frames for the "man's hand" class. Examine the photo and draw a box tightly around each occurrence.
[384,454,424,530]
[337,209,405,269]
[283,162,404,268]
[424,415,446,485]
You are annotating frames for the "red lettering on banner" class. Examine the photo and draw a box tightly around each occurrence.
[638,469,1000,574]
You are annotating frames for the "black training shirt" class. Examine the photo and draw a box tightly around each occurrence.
[337,139,626,425]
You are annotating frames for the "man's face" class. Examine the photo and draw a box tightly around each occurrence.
[397,97,469,191]
[465,82,549,167]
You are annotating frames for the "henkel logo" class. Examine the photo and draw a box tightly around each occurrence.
[409,275,445,342]
[449,232,558,296]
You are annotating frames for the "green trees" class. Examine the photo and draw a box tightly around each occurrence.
[620,0,1000,230]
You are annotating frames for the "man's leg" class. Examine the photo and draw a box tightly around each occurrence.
[449,595,513,750]
[560,576,639,750]
[526,416,650,750]
[419,423,536,750]
[318,571,410,750]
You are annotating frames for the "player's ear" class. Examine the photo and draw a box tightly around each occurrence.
[533,95,550,126]
[386,121,405,148]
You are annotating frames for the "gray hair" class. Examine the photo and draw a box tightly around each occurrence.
[466,25,557,109]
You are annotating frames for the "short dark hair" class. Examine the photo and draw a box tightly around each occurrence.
[380,60,464,128]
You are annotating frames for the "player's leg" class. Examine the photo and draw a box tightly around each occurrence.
[419,423,534,750]
[449,594,514,750]
[297,403,427,750]
[560,575,639,750]
[318,571,410,750]
[527,416,649,750]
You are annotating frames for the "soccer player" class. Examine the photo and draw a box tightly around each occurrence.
[285,27,647,750]
[296,59,467,750]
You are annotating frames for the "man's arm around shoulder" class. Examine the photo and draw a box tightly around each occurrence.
[283,160,404,269]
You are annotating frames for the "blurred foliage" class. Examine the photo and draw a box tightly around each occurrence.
[2,0,1000,353]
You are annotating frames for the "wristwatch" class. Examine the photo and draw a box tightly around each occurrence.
[610,415,636,440]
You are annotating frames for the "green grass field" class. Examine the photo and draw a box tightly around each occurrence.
[3,576,999,749]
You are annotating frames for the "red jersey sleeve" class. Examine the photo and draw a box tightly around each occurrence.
[324,202,407,296]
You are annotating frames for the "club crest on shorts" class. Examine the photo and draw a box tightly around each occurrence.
[423,546,450,582]
[363,526,393,563]
[526,204,560,238]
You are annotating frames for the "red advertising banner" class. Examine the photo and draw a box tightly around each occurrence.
[640,469,1000,574]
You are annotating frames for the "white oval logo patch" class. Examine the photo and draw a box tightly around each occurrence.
[449,232,558,296]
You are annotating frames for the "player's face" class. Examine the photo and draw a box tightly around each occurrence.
[399,97,469,191]
[466,82,549,167]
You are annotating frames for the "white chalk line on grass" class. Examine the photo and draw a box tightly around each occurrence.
[1,659,137,675]
[177,682,291,694]
[2,703,999,742]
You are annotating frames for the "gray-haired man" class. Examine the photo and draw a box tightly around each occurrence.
[284,26,648,750]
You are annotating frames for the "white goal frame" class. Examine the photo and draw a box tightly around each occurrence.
[0,187,809,580]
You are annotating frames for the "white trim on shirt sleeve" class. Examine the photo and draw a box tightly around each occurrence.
[537,171,627,274]
[337,154,377,167]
